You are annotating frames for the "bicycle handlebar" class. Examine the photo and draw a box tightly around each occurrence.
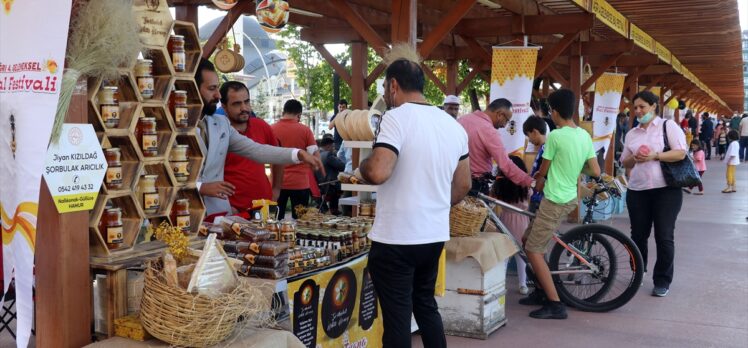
[477,193,536,218]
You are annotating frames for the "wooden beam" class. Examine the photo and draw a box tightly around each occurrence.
[446,60,458,95]
[536,32,580,78]
[643,76,663,92]
[461,36,492,64]
[423,65,448,94]
[312,43,352,86]
[454,13,593,37]
[456,63,482,95]
[573,39,634,56]
[586,54,659,67]
[351,42,368,109]
[202,1,255,58]
[331,0,388,55]
[391,0,417,45]
[581,53,625,92]
[640,65,675,76]
[366,63,387,88]
[542,76,550,97]
[418,0,477,57]
[175,5,198,30]
[301,27,389,44]
[546,65,569,88]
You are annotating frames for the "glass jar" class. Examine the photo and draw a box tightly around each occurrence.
[140,174,160,214]
[137,117,158,157]
[281,221,296,233]
[170,144,190,182]
[135,59,154,99]
[104,148,123,190]
[171,198,191,234]
[98,86,120,128]
[266,219,280,241]
[170,90,189,128]
[168,35,186,73]
[100,207,124,249]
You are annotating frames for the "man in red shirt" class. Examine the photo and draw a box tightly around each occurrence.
[272,99,318,219]
[220,81,284,214]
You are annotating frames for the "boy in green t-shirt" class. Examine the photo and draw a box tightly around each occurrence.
[520,89,600,319]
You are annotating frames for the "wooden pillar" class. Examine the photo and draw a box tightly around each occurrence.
[36,83,92,347]
[542,76,550,98]
[175,5,198,30]
[446,60,458,95]
[626,68,640,130]
[351,42,368,109]
[391,0,417,46]
[570,53,582,123]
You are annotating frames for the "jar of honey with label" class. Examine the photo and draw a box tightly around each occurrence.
[98,86,120,128]
[99,207,124,249]
[104,147,123,190]
[170,144,190,182]
[135,59,154,99]
[137,117,158,157]
[171,198,191,234]
[170,90,189,128]
[140,174,160,214]
[168,35,186,73]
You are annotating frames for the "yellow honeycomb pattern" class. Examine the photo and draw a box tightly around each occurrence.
[491,48,538,86]
[595,73,626,96]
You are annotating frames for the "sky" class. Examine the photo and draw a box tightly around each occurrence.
[741,0,748,30]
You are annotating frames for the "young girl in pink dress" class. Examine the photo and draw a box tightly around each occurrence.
[684,140,706,195]
[492,156,532,295]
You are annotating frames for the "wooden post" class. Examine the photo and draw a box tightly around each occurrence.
[446,60,458,95]
[175,5,198,30]
[391,0,417,46]
[570,53,582,123]
[36,83,92,347]
[351,42,368,109]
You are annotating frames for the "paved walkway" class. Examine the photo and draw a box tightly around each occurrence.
[413,159,748,347]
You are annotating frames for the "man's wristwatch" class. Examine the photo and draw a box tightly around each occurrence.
[531,179,537,189]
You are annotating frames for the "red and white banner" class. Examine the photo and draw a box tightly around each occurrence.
[0,1,72,346]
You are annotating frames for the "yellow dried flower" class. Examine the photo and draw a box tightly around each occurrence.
[152,221,189,260]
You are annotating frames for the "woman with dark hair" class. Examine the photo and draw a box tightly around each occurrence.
[621,90,688,298]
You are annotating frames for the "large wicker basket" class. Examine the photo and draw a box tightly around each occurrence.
[140,262,261,347]
[449,197,488,237]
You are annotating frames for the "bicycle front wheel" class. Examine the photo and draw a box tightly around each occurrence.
[549,224,644,312]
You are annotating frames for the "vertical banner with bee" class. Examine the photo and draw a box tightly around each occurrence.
[0,0,72,347]
[592,72,627,157]
[489,47,540,156]
[287,254,383,348]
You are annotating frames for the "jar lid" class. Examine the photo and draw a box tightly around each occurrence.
[106,207,122,213]
[171,34,184,39]
[105,147,121,153]
[174,90,187,95]
[138,59,153,64]
[175,198,189,204]
[174,144,189,149]
[103,86,118,91]
[142,174,158,179]
[141,117,157,122]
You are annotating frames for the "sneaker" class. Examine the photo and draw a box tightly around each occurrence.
[722,188,732,193]
[641,272,646,287]
[529,301,567,319]
[519,290,547,306]
[682,188,692,194]
[652,287,669,297]
[519,285,529,295]
[694,192,704,195]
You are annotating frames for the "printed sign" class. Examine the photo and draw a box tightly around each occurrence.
[133,0,173,47]
[655,42,671,64]
[43,124,107,213]
[629,24,655,54]
[592,73,627,158]
[288,254,383,348]
[591,0,628,37]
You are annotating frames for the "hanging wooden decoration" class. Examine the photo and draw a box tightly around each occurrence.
[214,38,237,73]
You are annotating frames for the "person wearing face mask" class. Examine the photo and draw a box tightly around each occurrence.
[458,98,534,194]
[621,90,687,298]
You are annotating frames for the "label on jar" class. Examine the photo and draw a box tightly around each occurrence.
[173,52,186,72]
[101,105,120,127]
[105,166,123,186]
[177,214,190,232]
[137,77,154,99]
[172,161,189,180]
[107,226,123,244]
[142,134,158,153]
[175,106,189,127]
[144,192,160,212]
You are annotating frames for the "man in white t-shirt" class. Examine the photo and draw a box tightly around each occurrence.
[360,48,472,348]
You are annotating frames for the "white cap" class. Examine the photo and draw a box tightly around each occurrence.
[443,95,460,105]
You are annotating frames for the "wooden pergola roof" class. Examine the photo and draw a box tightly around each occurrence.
[169,0,744,113]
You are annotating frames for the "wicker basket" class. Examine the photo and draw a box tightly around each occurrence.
[449,197,488,237]
[140,262,263,347]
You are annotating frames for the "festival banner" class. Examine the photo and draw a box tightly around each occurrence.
[591,0,628,37]
[287,254,383,348]
[629,24,655,54]
[490,47,540,156]
[592,72,626,158]
[0,1,72,347]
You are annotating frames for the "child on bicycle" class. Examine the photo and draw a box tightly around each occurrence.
[521,89,600,319]
[684,139,706,195]
[492,156,532,296]
[522,115,549,213]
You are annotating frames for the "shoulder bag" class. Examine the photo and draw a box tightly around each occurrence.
[660,120,702,188]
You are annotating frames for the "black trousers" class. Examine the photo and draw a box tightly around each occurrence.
[276,189,310,220]
[626,187,682,288]
[700,138,712,159]
[740,136,748,161]
[368,241,446,348]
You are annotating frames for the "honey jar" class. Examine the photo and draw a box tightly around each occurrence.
[98,86,120,128]
[168,35,186,73]
[104,147,123,190]
[135,59,154,99]
[171,198,191,234]
[170,144,190,182]
[140,174,160,214]
[137,117,158,157]
[170,90,189,128]
[99,207,124,249]
[266,219,280,241]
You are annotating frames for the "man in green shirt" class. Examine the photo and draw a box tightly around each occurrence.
[520,89,601,319]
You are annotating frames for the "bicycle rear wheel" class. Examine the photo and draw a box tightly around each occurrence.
[549,224,643,312]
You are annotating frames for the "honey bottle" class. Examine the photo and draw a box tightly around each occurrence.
[99,207,124,250]
[104,147,123,190]
[171,198,191,234]
[140,174,160,214]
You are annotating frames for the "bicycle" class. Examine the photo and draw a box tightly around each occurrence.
[474,176,644,312]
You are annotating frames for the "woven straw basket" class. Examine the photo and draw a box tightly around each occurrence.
[140,262,260,347]
[449,197,488,237]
